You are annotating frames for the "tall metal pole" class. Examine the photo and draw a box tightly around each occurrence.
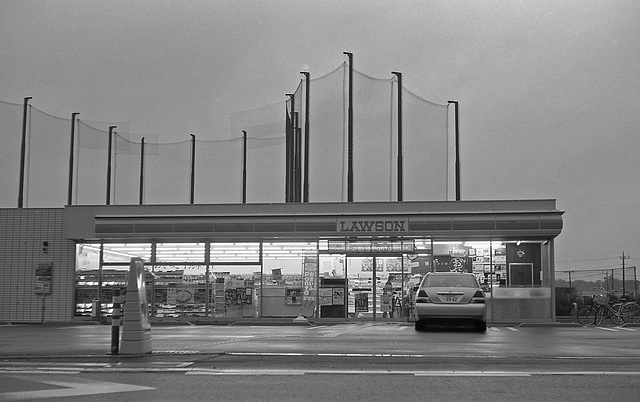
[285,94,294,203]
[106,126,116,205]
[139,137,145,205]
[18,96,32,208]
[294,111,302,202]
[67,112,79,206]
[621,252,629,297]
[242,130,247,204]
[448,100,461,201]
[344,52,354,202]
[392,72,403,202]
[190,134,196,204]
[301,71,310,203]
[634,266,637,301]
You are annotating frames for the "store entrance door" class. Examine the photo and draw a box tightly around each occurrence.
[347,255,405,321]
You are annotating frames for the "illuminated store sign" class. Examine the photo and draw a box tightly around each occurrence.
[327,240,414,253]
[337,218,409,233]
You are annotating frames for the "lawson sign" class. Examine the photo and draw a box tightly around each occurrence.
[337,218,408,233]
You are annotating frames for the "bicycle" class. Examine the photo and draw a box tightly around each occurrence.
[577,295,631,326]
[624,301,640,324]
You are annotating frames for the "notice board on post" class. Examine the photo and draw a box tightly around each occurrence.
[35,262,52,294]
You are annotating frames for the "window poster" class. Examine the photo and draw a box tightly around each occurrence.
[320,287,332,305]
[332,288,345,305]
[303,257,318,302]
[286,288,302,304]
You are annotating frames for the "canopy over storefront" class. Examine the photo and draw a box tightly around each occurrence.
[64,199,563,243]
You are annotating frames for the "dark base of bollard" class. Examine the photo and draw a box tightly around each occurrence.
[111,321,120,355]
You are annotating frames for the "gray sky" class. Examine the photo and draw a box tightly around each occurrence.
[1,0,639,274]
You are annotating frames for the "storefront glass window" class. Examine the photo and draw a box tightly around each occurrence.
[156,243,205,263]
[261,242,318,318]
[319,254,346,319]
[102,243,152,263]
[209,242,261,319]
[210,242,260,263]
[432,239,552,322]
[74,243,151,317]
[151,264,209,318]
[75,243,101,316]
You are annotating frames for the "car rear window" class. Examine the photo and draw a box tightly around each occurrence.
[424,275,478,288]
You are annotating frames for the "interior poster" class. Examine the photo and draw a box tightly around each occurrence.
[355,293,368,312]
[380,295,392,312]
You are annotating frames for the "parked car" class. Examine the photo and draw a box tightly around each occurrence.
[414,272,487,332]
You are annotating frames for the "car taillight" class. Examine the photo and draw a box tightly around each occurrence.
[415,289,431,303]
[471,290,485,303]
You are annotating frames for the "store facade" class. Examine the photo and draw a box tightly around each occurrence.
[62,199,563,323]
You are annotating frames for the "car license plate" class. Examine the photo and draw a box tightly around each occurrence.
[441,294,461,303]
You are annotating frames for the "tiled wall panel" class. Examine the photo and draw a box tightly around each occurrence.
[0,208,76,322]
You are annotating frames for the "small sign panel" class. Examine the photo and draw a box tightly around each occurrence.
[35,262,52,294]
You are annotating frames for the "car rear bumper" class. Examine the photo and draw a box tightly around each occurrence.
[414,303,486,321]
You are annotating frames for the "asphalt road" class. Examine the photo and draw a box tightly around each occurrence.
[1,322,639,401]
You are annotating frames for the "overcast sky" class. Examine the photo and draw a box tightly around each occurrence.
[1,0,639,275]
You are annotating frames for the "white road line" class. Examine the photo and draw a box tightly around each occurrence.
[0,378,154,400]
[507,327,519,332]
[489,327,500,332]
[185,369,640,377]
[595,327,618,332]
[415,371,530,377]
[615,326,638,332]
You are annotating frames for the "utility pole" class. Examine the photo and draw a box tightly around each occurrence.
[621,252,629,298]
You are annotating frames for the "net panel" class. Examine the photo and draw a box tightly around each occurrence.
[196,138,243,203]
[307,65,347,202]
[26,106,70,207]
[402,88,449,201]
[247,136,285,203]
[352,70,394,201]
[113,134,142,205]
[144,140,191,204]
[0,100,23,207]
[230,101,286,203]
[76,121,109,205]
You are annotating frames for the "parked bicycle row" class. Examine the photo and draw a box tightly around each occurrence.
[574,294,640,326]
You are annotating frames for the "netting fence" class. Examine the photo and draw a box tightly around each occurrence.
[0,63,452,207]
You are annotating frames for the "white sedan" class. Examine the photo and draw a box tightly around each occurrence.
[414,272,487,332]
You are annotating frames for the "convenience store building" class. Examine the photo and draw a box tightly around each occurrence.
[0,199,563,324]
